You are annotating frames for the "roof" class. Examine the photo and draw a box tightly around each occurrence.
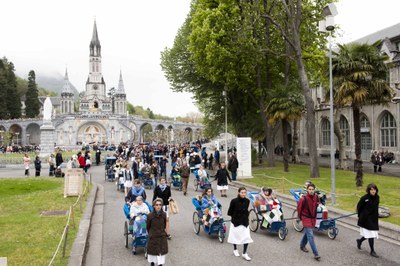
[90,20,101,48]
[352,22,400,45]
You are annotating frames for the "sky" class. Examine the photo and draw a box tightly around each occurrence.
[1,0,399,117]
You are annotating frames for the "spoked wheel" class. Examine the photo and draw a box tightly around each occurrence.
[192,212,201,234]
[248,209,259,232]
[327,226,338,240]
[218,229,225,243]
[193,178,199,191]
[278,226,289,240]
[124,221,129,248]
[292,210,304,232]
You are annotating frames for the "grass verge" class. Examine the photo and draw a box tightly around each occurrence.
[241,162,400,226]
[0,177,90,265]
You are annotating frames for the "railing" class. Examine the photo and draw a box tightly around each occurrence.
[48,174,91,266]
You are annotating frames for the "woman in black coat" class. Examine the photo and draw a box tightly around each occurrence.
[214,162,231,197]
[356,183,380,258]
[227,187,253,261]
[146,198,168,266]
[153,177,172,239]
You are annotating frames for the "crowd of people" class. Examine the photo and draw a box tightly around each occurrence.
[15,140,383,264]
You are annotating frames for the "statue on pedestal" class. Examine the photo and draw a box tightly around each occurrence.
[43,97,53,121]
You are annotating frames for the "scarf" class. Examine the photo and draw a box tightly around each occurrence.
[132,186,144,197]
[159,184,167,192]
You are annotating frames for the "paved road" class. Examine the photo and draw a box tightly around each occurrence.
[1,157,399,265]
[85,164,399,266]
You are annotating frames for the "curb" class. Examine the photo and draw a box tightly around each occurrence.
[231,180,400,245]
[68,184,98,266]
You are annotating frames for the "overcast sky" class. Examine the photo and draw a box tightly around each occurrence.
[1,0,399,117]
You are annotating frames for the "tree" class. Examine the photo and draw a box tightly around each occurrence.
[0,58,21,119]
[262,0,335,178]
[127,102,136,115]
[0,59,9,119]
[332,42,393,187]
[266,84,304,171]
[25,70,40,118]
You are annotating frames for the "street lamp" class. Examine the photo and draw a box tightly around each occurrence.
[222,90,228,163]
[319,3,338,205]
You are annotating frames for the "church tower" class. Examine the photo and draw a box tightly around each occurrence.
[60,68,74,114]
[80,20,111,112]
[114,70,127,115]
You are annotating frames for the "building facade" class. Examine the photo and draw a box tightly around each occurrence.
[296,23,400,161]
[0,21,202,148]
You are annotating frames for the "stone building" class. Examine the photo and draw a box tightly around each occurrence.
[0,21,202,148]
[295,23,400,161]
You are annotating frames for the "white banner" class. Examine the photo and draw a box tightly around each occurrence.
[236,137,252,178]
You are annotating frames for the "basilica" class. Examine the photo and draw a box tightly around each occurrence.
[0,21,202,148]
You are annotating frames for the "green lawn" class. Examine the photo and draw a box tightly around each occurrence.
[0,178,89,265]
[242,162,400,225]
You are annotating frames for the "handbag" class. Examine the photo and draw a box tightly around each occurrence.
[169,199,179,214]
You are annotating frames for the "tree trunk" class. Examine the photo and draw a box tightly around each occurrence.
[282,119,289,172]
[352,105,363,187]
[294,51,319,178]
[291,120,300,163]
[334,109,347,169]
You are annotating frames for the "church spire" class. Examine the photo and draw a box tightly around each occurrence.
[116,70,126,94]
[61,68,73,94]
[90,20,101,48]
[90,20,101,56]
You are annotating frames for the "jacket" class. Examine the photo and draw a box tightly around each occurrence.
[297,194,319,228]
[146,211,168,256]
[227,196,250,227]
[357,194,379,230]
[153,185,171,206]
[214,168,231,186]
[228,157,239,172]
[179,165,190,178]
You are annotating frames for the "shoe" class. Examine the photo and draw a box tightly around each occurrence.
[242,253,251,261]
[300,246,309,253]
[167,234,172,240]
[370,251,379,258]
[233,250,240,257]
[184,192,187,196]
[314,255,321,261]
[356,239,362,249]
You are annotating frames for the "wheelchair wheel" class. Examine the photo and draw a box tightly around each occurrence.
[278,226,288,240]
[192,212,201,234]
[327,226,338,240]
[124,221,129,248]
[248,209,259,232]
[292,210,304,232]
[218,229,225,243]
[193,178,199,191]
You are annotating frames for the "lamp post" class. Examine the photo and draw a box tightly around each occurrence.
[222,90,228,163]
[319,3,338,205]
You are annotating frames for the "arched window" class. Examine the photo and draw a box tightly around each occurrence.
[381,112,397,147]
[360,116,370,129]
[339,116,350,146]
[321,118,330,146]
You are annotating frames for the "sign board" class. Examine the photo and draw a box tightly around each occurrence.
[236,137,252,178]
[64,168,84,197]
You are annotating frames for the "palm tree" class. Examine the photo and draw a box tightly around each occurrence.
[332,41,393,187]
[266,85,304,172]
